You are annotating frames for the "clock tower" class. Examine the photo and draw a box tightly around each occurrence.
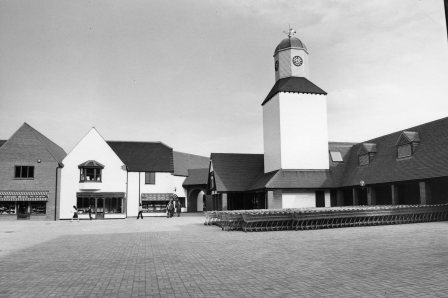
[263,29,329,173]
[274,28,309,81]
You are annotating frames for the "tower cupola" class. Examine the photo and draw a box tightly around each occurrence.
[273,28,309,82]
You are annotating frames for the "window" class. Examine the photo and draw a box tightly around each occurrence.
[397,144,412,158]
[357,143,377,166]
[30,201,46,215]
[0,202,16,215]
[76,197,95,214]
[105,197,123,214]
[80,168,102,182]
[396,131,420,159]
[14,166,34,179]
[145,172,155,184]
[78,160,104,182]
[330,151,343,162]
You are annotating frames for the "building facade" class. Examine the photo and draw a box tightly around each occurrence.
[206,31,448,211]
[59,128,209,219]
[59,128,127,220]
[0,123,66,220]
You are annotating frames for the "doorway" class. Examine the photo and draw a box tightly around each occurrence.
[17,201,30,220]
[96,198,104,219]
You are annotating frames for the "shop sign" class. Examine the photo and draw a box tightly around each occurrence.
[0,191,49,201]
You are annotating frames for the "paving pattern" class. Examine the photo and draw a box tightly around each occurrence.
[0,215,447,297]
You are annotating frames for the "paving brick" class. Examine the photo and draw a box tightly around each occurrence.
[0,216,448,297]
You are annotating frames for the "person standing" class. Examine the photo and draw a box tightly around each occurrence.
[166,200,174,218]
[175,200,181,217]
[71,205,79,222]
[137,203,143,219]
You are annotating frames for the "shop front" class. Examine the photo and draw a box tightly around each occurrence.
[141,193,184,216]
[76,192,126,219]
[0,191,48,220]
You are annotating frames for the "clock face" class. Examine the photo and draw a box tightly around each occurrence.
[292,56,303,67]
[275,60,279,71]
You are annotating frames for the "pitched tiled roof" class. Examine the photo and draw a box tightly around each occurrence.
[0,123,66,163]
[173,151,209,176]
[27,123,67,163]
[183,168,209,186]
[211,153,264,192]
[211,143,357,192]
[264,170,335,189]
[107,141,173,172]
[262,77,327,106]
[78,160,105,168]
[341,117,448,186]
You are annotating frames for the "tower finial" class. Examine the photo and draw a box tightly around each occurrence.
[283,25,296,38]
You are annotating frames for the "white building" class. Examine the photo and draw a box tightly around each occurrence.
[59,128,209,219]
[58,128,127,219]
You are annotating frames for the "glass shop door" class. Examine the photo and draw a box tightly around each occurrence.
[17,201,30,220]
[96,198,104,219]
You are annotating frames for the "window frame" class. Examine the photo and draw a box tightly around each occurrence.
[14,166,35,179]
[358,153,375,166]
[144,172,156,185]
[79,167,102,182]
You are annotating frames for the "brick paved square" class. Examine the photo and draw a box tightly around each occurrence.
[0,216,447,297]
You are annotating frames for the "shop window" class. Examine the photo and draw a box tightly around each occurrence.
[142,200,168,213]
[30,201,46,215]
[105,197,123,214]
[78,160,104,182]
[76,197,95,214]
[15,166,34,179]
[0,202,16,215]
[145,172,155,184]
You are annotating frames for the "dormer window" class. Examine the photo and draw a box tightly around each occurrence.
[396,131,420,159]
[329,151,343,162]
[78,160,104,182]
[357,143,376,166]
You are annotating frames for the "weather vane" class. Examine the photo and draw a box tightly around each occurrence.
[283,25,296,38]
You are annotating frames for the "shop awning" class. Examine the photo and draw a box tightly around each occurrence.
[141,193,175,201]
[77,192,125,198]
[0,191,49,201]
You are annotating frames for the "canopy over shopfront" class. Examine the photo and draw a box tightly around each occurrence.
[0,191,48,201]
[141,193,177,201]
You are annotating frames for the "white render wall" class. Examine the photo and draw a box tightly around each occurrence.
[263,94,282,173]
[282,191,316,208]
[279,92,329,170]
[127,172,187,216]
[59,128,127,219]
[263,92,329,172]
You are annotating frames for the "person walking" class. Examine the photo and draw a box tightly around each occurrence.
[166,200,174,218]
[87,205,93,221]
[175,200,181,217]
[137,203,143,219]
[71,205,79,222]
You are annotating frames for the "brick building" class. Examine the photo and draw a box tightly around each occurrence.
[0,123,66,220]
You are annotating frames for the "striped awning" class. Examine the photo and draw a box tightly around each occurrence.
[77,192,125,198]
[141,193,176,201]
[0,191,49,201]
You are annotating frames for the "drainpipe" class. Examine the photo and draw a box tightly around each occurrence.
[54,162,63,221]
[125,169,129,218]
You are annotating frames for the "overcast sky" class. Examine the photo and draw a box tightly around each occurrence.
[0,0,447,157]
